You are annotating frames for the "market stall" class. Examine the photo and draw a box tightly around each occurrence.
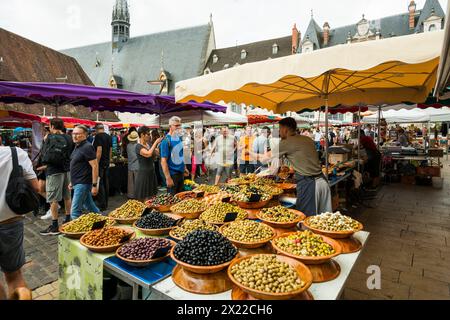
[58,178,369,300]
[175,30,443,183]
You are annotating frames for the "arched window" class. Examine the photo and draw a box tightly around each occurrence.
[429,24,437,32]
[241,50,247,59]
[224,64,229,69]
[272,44,279,55]
[213,54,219,64]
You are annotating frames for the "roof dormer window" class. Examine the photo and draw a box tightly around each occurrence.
[272,44,279,55]
[213,54,219,64]
[224,64,229,69]
[241,50,247,60]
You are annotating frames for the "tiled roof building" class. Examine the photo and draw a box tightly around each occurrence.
[62,0,216,96]
[0,28,118,121]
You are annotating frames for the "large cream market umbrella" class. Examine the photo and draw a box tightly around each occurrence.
[435,0,450,99]
[176,31,444,177]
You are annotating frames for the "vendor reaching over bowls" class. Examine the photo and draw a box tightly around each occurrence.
[258,117,331,216]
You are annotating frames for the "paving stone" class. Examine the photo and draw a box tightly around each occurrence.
[400,271,450,297]
[400,230,446,246]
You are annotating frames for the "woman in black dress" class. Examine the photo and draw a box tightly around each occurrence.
[134,126,163,201]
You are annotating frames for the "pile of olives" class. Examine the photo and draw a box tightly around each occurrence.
[260,206,299,223]
[222,220,274,243]
[200,203,247,224]
[135,211,177,229]
[118,238,171,261]
[274,231,335,257]
[194,184,221,194]
[109,200,146,219]
[170,199,207,214]
[173,230,237,266]
[233,185,271,202]
[230,255,305,293]
[146,194,180,207]
[171,219,218,239]
[308,212,361,232]
[63,213,114,233]
[82,227,131,247]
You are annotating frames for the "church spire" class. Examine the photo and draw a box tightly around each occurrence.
[112,0,130,53]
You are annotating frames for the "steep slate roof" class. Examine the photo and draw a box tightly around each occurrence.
[205,36,292,73]
[300,0,445,52]
[0,28,118,121]
[302,18,323,50]
[62,24,213,95]
[415,0,446,32]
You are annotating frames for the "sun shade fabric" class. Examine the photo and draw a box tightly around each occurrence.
[0,82,226,115]
[88,95,226,114]
[176,31,444,114]
[435,0,450,97]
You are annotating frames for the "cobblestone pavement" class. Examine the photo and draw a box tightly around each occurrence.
[23,164,450,300]
[342,160,450,300]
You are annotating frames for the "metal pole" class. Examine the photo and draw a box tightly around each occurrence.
[357,104,361,172]
[377,105,381,150]
[324,99,329,181]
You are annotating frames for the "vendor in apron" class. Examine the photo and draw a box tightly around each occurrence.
[262,117,332,216]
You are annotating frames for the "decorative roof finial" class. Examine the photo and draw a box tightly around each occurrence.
[160,49,165,71]
[311,9,314,18]
[210,13,213,23]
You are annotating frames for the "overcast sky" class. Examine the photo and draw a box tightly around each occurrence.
[0,0,447,50]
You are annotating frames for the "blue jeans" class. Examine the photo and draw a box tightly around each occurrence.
[71,184,100,219]
[315,141,321,151]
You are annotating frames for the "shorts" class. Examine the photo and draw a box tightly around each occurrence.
[216,165,233,179]
[46,172,71,203]
[0,220,25,273]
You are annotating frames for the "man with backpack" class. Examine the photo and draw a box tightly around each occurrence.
[0,145,40,300]
[160,116,189,195]
[39,119,73,236]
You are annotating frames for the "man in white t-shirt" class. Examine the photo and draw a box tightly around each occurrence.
[313,128,323,151]
[0,146,39,300]
[210,126,236,185]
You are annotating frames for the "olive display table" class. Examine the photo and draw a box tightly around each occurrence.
[150,231,369,300]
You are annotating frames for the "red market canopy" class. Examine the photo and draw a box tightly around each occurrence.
[247,114,282,124]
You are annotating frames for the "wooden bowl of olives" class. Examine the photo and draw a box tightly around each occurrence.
[228,254,313,300]
[236,199,271,209]
[302,215,364,239]
[256,207,306,229]
[219,221,276,249]
[59,217,115,239]
[116,239,176,267]
[133,213,184,236]
[271,231,342,265]
[80,227,136,253]
[169,246,238,274]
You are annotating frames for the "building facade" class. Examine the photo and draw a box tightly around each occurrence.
[204,0,446,123]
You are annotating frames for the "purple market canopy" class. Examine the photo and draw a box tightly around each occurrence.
[90,95,226,114]
[0,81,226,115]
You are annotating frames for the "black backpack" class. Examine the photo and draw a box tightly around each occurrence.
[6,147,40,215]
[41,134,69,166]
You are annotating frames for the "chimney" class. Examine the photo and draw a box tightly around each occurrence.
[409,1,416,30]
[323,22,330,46]
[292,23,300,54]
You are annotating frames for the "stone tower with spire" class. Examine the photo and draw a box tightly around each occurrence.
[112,0,130,53]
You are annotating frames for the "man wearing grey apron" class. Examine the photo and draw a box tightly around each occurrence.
[266,117,332,216]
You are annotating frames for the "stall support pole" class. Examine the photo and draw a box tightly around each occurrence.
[357,105,361,172]
[377,105,382,150]
[324,99,329,181]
